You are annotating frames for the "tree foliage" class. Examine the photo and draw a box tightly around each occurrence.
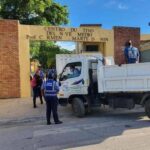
[31,41,72,69]
[0,0,69,25]
[0,0,71,69]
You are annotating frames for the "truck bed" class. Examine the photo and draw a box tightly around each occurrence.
[98,62,150,93]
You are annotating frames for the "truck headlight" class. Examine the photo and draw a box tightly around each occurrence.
[58,93,64,96]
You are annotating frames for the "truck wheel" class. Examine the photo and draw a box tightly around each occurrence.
[145,99,150,118]
[72,97,85,117]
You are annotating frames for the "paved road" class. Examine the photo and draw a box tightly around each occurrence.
[0,103,150,150]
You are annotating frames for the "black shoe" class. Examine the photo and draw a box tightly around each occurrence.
[41,101,43,104]
[33,105,37,108]
[47,122,51,125]
[55,121,63,124]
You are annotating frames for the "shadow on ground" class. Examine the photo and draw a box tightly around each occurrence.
[34,105,150,150]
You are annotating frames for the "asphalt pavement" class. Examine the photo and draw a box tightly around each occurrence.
[0,98,150,150]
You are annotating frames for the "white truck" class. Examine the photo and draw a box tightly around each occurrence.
[56,54,150,118]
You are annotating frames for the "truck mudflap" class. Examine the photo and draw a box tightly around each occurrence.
[109,98,135,109]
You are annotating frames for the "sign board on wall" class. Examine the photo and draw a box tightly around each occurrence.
[26,26,109,42]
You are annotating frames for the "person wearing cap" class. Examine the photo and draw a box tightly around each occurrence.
[48,66,56,79]
[41,73,62,125]
[124,40,140,64]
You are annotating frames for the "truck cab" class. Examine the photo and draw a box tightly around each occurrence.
[57,54,104,117]
[56,54,150,118]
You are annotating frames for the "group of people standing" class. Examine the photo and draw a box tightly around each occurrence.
[29,39,139,125]
[31,66,62,125]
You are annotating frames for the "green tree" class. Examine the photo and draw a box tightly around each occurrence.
[0,0,71,68]
[32,41,72,69]
[0,0,68,25]
[30,41,72,69]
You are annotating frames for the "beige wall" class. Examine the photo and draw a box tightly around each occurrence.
[141,34,150,41]
[2,20,149,98]
[19,25,31,97]
[78,42,104,54]
[18,24,114,97]
[102,29,114,57]
[140,34,150,51]
[75,29,114,57]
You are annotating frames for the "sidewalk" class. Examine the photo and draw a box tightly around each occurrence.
[0,98,46,125]
[0,97,72,127]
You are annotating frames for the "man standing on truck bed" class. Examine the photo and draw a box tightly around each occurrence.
[124,40,140,64]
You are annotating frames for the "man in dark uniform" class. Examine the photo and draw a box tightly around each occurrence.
[41,74,62,125]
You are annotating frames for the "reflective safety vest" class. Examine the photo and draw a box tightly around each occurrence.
[44,80,58,97]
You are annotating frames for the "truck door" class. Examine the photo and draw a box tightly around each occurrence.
[59,62,85,96]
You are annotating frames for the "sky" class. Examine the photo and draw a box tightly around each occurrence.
[55,0,150,50]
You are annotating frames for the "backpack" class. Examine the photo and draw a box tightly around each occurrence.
[127,47,138,59]
[31,77,37,88]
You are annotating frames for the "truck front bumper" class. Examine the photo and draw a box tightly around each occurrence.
[58,98,68,106]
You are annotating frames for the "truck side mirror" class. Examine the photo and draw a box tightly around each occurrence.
[60,75,67,81]
[58,74,63,81]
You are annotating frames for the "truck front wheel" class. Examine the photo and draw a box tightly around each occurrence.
[145,99,150,118]
[72,97,85,117]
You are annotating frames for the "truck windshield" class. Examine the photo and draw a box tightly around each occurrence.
[60,62,82,81]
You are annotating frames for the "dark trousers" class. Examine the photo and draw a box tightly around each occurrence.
[45,96,59,123]
[33,86,43,107]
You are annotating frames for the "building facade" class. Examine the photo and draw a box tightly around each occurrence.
[0,19,149,98]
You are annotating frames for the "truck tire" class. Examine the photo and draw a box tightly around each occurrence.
[72,97,85,117]
[145,99,150,118]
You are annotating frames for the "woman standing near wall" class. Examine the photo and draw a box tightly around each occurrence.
[31,71,43,108]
